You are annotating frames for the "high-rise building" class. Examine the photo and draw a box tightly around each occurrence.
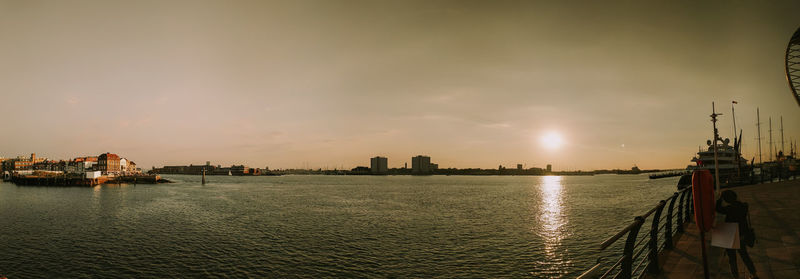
[370,156,388,174]
[517,164,523,170]
[546,164,552,172]
[412,155,431,174]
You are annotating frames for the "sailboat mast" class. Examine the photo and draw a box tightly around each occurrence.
[769,117,773,161]
[781,116,785,156]
[732,101,739,174]
[732,101,738,144]
[757,108,763,164]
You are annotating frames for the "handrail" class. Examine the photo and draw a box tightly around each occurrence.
[579,186,693,279]
[576,258,606,279]
[598,187,689,250]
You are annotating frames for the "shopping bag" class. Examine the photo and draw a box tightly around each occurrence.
[711,222,740,249]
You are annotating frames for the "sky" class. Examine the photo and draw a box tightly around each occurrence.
[1,0,799,171]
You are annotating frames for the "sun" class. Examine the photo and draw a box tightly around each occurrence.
[540,131,564,150]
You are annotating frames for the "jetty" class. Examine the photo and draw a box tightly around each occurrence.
[650,171,691,180]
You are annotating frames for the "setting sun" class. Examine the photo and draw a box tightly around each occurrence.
[541,131,565,150]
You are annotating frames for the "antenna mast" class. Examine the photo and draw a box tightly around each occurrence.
[711,102,722,196]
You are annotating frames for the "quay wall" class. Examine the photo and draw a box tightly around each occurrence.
[10,174,163,186]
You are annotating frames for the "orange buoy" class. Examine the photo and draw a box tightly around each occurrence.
[692,169,715,232]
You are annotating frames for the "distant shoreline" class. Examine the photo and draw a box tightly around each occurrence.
[154,169,684,177]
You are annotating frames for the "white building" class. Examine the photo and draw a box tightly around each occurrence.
[66,160,96,174]
[85,171,102,179]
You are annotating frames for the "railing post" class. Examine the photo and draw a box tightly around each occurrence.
[676,191,686,232]
[684,191,693,224]
[648,200,666,274]
[622,216,645,279]
[665,193,679,248]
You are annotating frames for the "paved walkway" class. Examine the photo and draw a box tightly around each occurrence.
[651,178,800,279]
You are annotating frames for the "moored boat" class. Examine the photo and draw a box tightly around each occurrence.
[677,136,752,189]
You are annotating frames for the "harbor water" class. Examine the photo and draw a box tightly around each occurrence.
[0,174,678,278]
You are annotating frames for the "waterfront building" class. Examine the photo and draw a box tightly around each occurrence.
[517,164,523,170]
[156,163,217,175]
[230,165,250,175]
[66,157,97,174]
[33,160,66,172]
[128,161,138,173]
[370,156,388,174]
[412,155,431,174]
[2,159,26,171]
[119,159,140,174]
[350,166,371,174]
[97,153,121,174]
[85,171,102,179]
[547,164,552,172]
[159,165,187,174]
[1,153,44,171]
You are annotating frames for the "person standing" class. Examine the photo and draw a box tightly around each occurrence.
[716,190,759,279]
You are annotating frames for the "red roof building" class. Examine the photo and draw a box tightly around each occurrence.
[98,153,121,174]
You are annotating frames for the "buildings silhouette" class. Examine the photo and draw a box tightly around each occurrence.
[412,155,438,174]
[370,156,388,174]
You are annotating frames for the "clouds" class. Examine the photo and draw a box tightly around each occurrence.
[1,0,799,170]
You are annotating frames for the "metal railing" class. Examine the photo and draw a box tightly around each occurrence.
[578,187,693,279]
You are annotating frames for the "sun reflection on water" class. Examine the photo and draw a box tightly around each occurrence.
[538,175,570,270]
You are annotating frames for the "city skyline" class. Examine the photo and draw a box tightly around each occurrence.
[2,1,800,170]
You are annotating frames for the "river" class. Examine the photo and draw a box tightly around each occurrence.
[0,174,679,278]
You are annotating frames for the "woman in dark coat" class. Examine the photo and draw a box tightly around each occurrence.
[716,190,758,279]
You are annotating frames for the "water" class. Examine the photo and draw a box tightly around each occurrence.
[0,174,679,278]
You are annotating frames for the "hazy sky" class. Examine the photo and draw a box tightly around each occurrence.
[1,0,799,170]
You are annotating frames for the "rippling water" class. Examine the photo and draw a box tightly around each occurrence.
[0,174,678,278]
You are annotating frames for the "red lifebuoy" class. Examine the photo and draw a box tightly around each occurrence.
[692,170,715,232]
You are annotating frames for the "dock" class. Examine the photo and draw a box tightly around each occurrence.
[9,174,164,186]
[649,179,800,278]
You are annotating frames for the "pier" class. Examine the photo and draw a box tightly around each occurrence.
[650,179,800,278]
